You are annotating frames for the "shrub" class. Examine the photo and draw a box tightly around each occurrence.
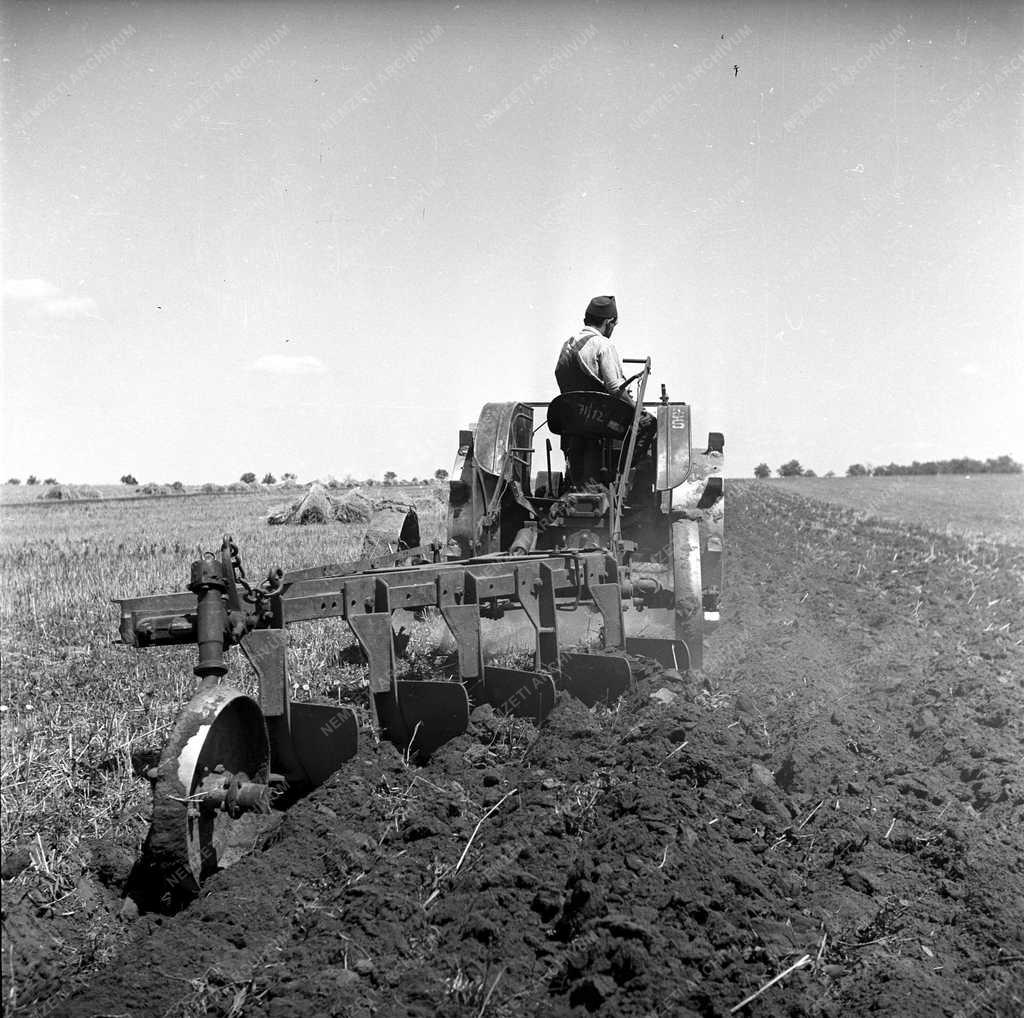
[26,475,39,485]
[120,473,137,485]
[262,473,276,485]
[240,472,256,484]
[753,463,771,479]
[43,477,58,485]
[6,478,20,485]
[776,460,803,477]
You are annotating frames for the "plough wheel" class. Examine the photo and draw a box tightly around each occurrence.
[147,683,271,896]
[672,518,704,670]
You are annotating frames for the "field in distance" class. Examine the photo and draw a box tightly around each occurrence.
[763,474,1024,545]
[0,481,433,506]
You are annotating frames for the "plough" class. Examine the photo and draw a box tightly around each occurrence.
[119,538,674,896]
[118,357,724,897]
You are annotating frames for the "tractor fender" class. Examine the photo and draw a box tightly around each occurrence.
[656,403,692,490]
[473,402,534,477]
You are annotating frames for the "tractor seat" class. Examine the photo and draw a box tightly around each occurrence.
[547,391,636,439]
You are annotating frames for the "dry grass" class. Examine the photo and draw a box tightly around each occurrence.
[0,489,448,907]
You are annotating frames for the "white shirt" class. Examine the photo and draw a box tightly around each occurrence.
[555,327,627,396]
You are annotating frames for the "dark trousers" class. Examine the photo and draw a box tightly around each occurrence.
[563,411,657,488]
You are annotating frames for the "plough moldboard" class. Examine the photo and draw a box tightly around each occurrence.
[118,537,690,901]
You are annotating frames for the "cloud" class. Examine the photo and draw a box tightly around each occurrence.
[3,278,99,319]
[39,296,99,319]
[248,354,328,376]
[4,278,61,300]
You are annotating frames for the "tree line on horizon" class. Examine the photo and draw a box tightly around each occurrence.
[846,454,1021,477]
[4,469,454,488]
[752,454,1021,479]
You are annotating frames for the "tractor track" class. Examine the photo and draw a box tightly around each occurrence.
[25,484,1024,1016]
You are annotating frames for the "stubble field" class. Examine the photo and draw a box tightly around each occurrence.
[1,477,1022,1017]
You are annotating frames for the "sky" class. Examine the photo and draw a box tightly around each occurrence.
[2,0,1022,484]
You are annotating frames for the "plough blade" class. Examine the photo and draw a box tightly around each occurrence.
[376,680,470,759]
[287,703,359,788]
[559,652,633,706]
[624,637,690,672]
[469,666,558,724]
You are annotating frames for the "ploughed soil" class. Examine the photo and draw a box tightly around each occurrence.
[8,482,1024,1016]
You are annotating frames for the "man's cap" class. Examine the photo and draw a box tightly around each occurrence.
[586,295,617,321]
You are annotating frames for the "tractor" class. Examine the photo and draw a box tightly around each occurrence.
[113,357,723,899]
[446,357,724,669]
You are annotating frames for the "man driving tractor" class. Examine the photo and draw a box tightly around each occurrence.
[554,295,657,491]
[555,295,628,396]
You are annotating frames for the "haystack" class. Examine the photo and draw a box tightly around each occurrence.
[267,485,419,553]
[268,483,330,525]
[332,487,374,523]
[38,485,101,501]
[268,483,374,525]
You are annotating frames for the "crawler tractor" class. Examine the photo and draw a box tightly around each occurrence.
[115,358,723,897]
